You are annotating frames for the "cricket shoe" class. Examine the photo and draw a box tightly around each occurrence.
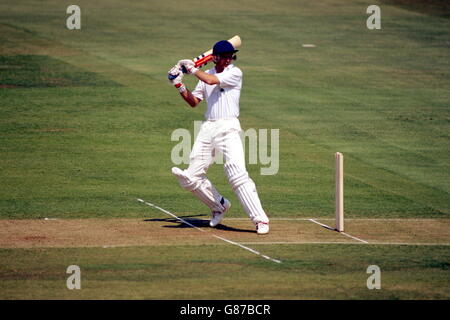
[209,197,231,227]
[256,222,269,235]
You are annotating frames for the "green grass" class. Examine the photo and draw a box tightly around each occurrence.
[0,0,449,299]
[0,0,448,219]
[0,55,120,87]
[0,245,448,299]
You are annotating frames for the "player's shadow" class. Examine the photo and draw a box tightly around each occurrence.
[144,215,254,233]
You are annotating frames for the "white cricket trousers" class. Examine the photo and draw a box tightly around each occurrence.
[173,118,269,225]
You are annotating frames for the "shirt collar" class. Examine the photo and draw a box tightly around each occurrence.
[212,64,234,74]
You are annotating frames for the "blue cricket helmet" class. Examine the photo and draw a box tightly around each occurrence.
[212,40,239,55]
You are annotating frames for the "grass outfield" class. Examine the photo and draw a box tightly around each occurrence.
[0,244,449,300]
[0,0,449,300]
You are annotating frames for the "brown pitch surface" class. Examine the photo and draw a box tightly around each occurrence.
[0,218,449,248]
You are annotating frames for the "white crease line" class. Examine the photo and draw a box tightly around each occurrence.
[308,219,335,230]
[241,241,450,246]
[137,198,282,264]
[309,219,369,244]
[225,218,448,221]
[329,218,448,221]
[137,198,205,232]
[341,231,369,244]
[226,218,318,221]
[243,241,355,245]
[213,235,282,264]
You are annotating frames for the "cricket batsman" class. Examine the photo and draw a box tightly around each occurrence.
[167,39,270,234]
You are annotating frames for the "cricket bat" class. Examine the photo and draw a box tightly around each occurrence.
[192,35,241,68]
[168,35,241,80]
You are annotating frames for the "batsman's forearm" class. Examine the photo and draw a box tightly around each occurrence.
[180,89,199,107]
[194,69,219,85]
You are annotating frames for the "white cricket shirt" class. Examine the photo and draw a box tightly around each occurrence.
[191,64,242,120]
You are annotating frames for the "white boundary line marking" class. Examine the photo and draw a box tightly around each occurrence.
[309,219,369,244]
[137,198,282,264]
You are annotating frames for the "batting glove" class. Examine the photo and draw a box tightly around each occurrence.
[168,65,186,93]
[178,59,199,75]
[168,65,183,82]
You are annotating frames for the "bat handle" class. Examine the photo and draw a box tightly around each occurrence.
[181,65,188,74]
